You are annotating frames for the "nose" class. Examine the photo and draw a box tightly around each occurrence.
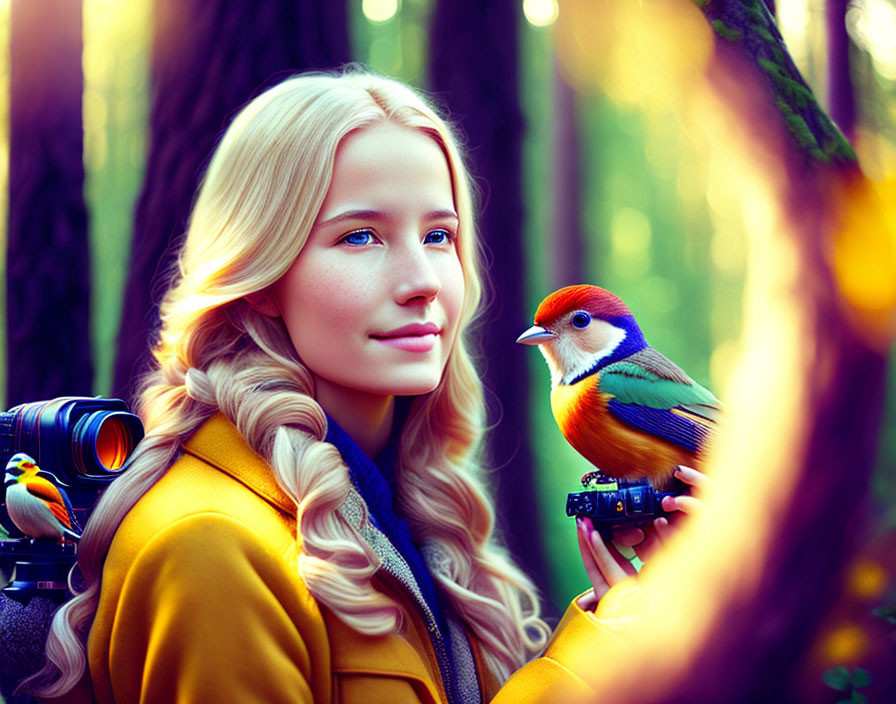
[393,240,441,306]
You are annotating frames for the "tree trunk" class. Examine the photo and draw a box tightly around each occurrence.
[550,58,585,289]
[826,0,856,141]
[702,0,856,166]
[112,0,351,402]
[428,0,552,597]
[6,0,92,407]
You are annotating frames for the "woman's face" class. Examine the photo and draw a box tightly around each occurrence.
[270,121,465,404]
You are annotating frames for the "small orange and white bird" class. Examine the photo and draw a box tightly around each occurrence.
[518,285,721,489]
[3,452,81,541]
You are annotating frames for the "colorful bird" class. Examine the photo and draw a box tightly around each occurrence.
[517,285,721,489]
[3,453,81,541]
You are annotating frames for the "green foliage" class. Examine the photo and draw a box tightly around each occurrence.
[837,694,869,704]
[823,665,872,704]
[757,58,814,110]
[823,666,852,691]
[774,97,828,162]
[758,59,857,164]
[822,135,859,164]
[743,1,772,27]
[695,0,858,167]
[710,20,743,43]
[871,605,896,624]
[872,351,896,524]
[851,668,872,688]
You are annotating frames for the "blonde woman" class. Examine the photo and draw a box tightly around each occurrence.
[29,70,678,703]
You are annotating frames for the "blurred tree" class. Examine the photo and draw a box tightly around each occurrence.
[826,0,857,140]
[550,60,585,289]
[428,0,551,596]
[702,0,856,167]
[6,0,92,406]
[112,0,351,401]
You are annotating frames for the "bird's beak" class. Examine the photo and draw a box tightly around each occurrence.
[516,325,557,346]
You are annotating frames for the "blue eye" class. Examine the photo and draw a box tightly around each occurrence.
[571,312,591,329]
[340,229,375,246]
[423,229,453,245]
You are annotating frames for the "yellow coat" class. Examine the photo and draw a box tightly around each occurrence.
[81,413,623,703]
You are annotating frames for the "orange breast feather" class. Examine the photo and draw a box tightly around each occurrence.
[25,477,72,528]
[550,374,697,485]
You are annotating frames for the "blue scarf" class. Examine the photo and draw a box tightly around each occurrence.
[323,401,455,653]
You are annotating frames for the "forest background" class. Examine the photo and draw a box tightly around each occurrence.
[0,0,894,682]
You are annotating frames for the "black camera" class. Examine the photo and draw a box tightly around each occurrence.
[1,397,143,602]
[566,472,686,540]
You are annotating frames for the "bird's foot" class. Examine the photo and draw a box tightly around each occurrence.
[580,470,618,489]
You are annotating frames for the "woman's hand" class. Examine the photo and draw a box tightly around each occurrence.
[576,465,709,609]
[576,516,636,610]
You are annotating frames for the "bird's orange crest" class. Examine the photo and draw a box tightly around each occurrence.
[534,285,632,326]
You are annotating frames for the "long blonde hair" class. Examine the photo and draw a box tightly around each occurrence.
[33,69,550,697]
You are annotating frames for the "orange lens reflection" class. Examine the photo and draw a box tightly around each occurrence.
[95,418,131,470]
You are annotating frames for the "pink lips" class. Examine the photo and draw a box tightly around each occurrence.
[371,322,441,353]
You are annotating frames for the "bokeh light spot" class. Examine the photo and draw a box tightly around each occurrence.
[554,0,712,114]
[830,176,896,343]
[848,559,889,599]
[819,623,869,665]
[363,0,399,24]
[611,206,652,254]
[523,0,559,28]
[847,0,896,80]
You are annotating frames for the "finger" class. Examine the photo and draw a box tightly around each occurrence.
[612,527,645,547]
[577,518,611,599]
[633,520,664,561]
[606,541,639,576]
[653,516,674,542]
[662,494,703,515]
[674,465,710,489]
[585,518,635,583]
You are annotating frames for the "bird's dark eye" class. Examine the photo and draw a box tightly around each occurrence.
[572,312,591,329]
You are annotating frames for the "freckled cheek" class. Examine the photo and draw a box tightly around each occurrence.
[287,263,374,325]
[440,258,466,342]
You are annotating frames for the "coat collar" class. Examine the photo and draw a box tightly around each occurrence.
[181,412,296,517]
[180,411,483,704]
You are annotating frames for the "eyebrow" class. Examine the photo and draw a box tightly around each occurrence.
[315,208,459,228]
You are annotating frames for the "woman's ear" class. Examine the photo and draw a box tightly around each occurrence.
[244,290,280,318]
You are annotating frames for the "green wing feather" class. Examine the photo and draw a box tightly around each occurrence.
[598,360,720,411]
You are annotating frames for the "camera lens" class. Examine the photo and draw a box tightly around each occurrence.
[96,416,132,470]
[72,410,143,476]
[1,398,144,485]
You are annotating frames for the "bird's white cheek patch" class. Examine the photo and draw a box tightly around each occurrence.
[580,320,627,360]
[561,322,627,385]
